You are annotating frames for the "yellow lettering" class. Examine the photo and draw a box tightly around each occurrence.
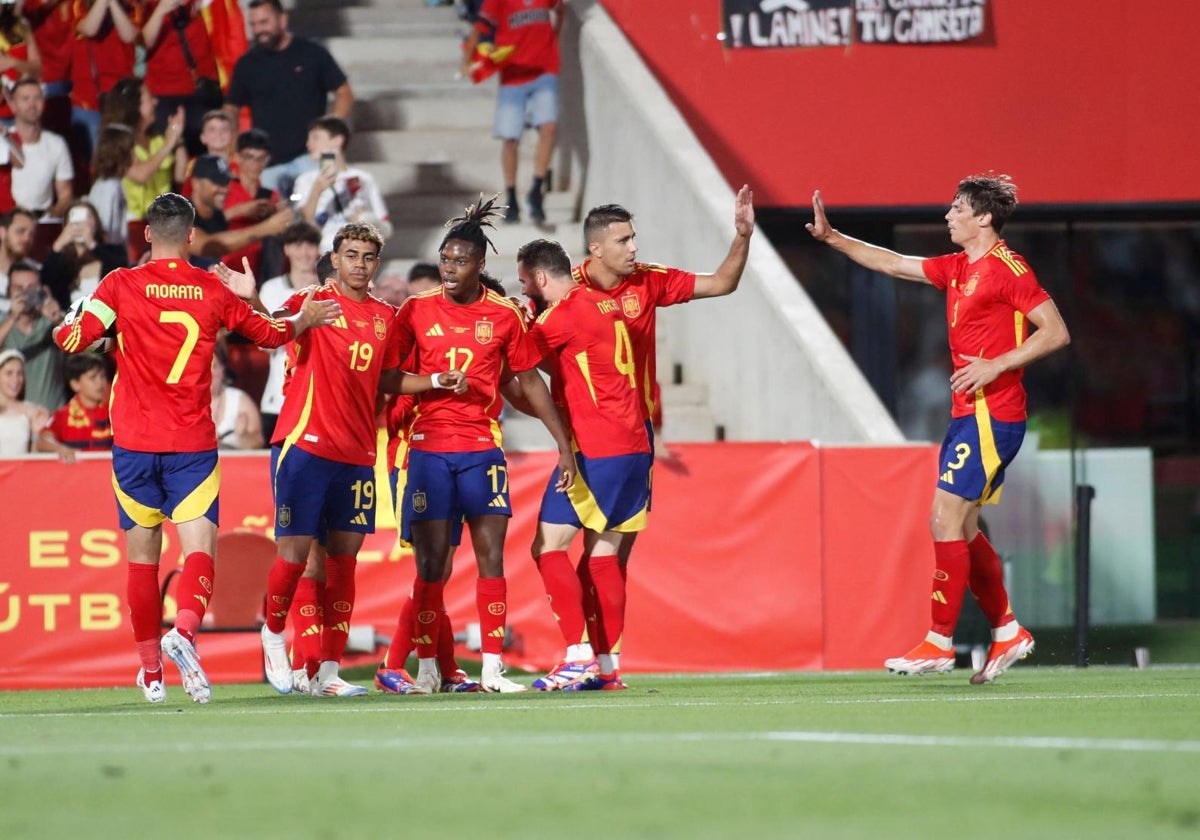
[0,583,16,632]
[81,594,123,631]
[28,593,71,631]
[81,530,122,568]
[30,531,70,568]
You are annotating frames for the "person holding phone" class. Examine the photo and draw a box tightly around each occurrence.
[0,260,67,411]
[292,115,391,253]
[42,200,129,308]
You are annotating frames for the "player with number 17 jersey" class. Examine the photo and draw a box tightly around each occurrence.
[573,260,695,423]
[57,257,295,452]
[272,284,401,465]
[395,286,541,452]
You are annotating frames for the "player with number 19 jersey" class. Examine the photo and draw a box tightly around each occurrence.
[56,257,295,452]
[395,286,541,453]
[573,260,695,423]
[272,283,401,465]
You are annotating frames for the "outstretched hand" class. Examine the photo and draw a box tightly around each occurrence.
[214,257,258,300]
[438,369,469,395]
[805,190,832,242]
[297,287,342,330]
[734,184,755,237]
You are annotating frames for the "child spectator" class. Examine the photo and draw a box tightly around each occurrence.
[36,350,112,462]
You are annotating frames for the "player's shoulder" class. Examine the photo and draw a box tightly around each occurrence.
[483,289,527,319]
[985,241,1032,278]
[631,261,673,276]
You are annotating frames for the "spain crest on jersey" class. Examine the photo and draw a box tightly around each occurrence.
[277,505,291,528]
[373,314,387,340]
[412,492,427,513]
[962,273,981,297]
[621,293,642,319]
[475,320,494,344]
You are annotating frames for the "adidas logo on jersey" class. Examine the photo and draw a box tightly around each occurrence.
[350,512,369,526]
[940,470,954,484]
[488,495,507,509]
[487,627,506,638]
[425,324,444,337]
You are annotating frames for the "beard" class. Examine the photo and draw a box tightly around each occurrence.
[255,30,285,50]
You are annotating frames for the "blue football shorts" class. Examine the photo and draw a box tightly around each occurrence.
[393,465,464,546]
[539,449,652,534]
[402,448,510,530]
[112,445,220,530]
[936,412,1026,505]
[272,444,376,537]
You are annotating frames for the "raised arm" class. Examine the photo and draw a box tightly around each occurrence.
[806,190,929,283]
[692,184,754,299]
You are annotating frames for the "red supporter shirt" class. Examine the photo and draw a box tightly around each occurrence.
[922,241,1053,423]
[0,42,30,120]
[531,285,649,458]
[395,286,542,453]
[55,258,295,452]
[574,259,696,423]
[70,1,139,112]
[45,395,113,450]
[25,0,75,84]
[272,285,401,466]
[143,1,218,97]
[477,0,561,85]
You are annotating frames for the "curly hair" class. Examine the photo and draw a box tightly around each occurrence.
[332,222,384,255]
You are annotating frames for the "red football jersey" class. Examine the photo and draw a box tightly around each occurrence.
[477,0,561,85]
[272,285,401,466]
[45,395,113,451]
[531,285,649,458]
[395,286,542,453]
[55,258,294,452]
[923,241,1053,423]
[384,392,416,469]
[573,259,696,423]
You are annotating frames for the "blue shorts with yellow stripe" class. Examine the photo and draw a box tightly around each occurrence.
[112,445,220,530]
[403,448,510,526]
[393,465,464,546]
[539,449,652,533]
[936,414,1026,505]
[272,445,376,537]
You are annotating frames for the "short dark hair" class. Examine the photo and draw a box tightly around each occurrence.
[280,220,321,246]
[517,238,571,278]
[333,222,384,255]
[405,262,438,283]
[584,204,633,244]
[236,128,271,153]
[146,193,196,244]
[316,252,335,283]
[10,77,42,98]
[479,273,506,295]
[64,352,107,386]
[957,172,1019,233]
[1,207,37,229]
[248,0,285,12]
[8,260,40,279]
[309,115,350,144]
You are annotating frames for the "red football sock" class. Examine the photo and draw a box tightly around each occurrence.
[173,552,215,641]
[578,557,603,652]
[534,550,586,647]
[931,540,971,637]
[289,576,323,671]
[436,610,459,676]
[412,578,444,660]
[320,554,357,664]
[127,562,163,670]
[476,576,507,656]
[589,555,626,655]
[968,532,1015,628]
[384,594,416,670]
[264,557,305,634]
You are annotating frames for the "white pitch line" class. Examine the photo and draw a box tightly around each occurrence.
[825,692,1198,705]
[0,729,1197,758]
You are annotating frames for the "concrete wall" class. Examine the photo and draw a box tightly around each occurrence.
[562,2,902,443]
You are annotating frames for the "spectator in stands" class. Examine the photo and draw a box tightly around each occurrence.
[0,348,49,455]
[293,116,392,253]
[0,124,22,215]
[371,271,409,307]
[0,207,38,313]
[9,78,74,218]
[257,219,320,441]
[35,350,112,462]
[23,0,74,142]
[187,153,292,265]
[226,128,284,278]
[0,261,65,410]
[212,340,263,449]
[141,0,222,157]
[88,123,134,247]
[101,77,187,261]
[461,0,563,224]
[41,200,128,307]
[224,0,354,196]
[178,109,236,197]
[70,0,139,159]
[0,4,41,124]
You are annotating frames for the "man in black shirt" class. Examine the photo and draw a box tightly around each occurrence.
[223,0,355,199]
[188,155,294,266]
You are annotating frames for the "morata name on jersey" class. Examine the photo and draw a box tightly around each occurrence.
[146,284,204,300]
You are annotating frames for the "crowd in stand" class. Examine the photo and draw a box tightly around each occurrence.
[0,0,397,458]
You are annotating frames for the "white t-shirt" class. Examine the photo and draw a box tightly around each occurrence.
[88,178,129,246]
[258,274,302,416]
[293,165,392,253]
[11,131,74,214]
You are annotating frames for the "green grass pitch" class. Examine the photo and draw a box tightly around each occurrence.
[2,666,1198,839]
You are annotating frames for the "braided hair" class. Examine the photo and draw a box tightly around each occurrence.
[440,193,505,256]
